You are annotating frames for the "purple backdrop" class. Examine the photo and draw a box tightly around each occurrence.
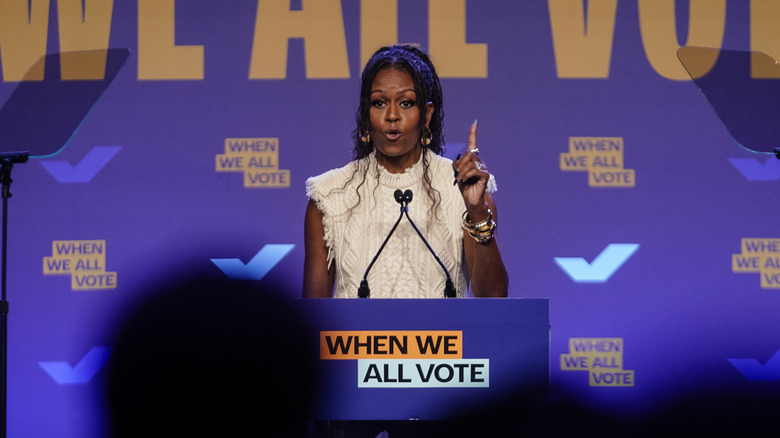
[1,0,779,436]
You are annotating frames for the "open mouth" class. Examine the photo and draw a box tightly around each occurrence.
[385,129,401,141]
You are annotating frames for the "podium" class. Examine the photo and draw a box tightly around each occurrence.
[296,298,550,420]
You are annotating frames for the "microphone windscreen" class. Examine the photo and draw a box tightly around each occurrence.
[404,189,413,204]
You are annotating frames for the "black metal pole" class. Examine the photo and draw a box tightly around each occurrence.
[0,154,26,438]
[0,159,13,438]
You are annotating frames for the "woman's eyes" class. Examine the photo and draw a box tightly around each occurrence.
[371,99,415,108]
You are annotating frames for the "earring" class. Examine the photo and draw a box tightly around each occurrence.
[360,131,371,144]
[420,126,432,146]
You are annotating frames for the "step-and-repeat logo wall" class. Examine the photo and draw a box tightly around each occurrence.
[1,1,779,436]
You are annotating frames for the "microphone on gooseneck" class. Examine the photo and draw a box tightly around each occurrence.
[401,190,457,298]
[357,189,408,298]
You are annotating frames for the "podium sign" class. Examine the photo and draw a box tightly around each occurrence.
[296,298,550,420]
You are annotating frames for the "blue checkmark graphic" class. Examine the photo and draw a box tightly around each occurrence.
[40,145,122,183]
[39,346,112,385]
[728,349,780,381]
[728,158,780,181]
[555,243,640,283]
[211,244,295,280]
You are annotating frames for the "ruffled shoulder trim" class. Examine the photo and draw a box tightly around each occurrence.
[305,160,365,269]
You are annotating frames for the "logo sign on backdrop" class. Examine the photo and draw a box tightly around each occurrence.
[561,338,635,387]
[732,238,780,289]
[1,1,779,436]
[43,240,117,290]
[215,138,291,188]
[560,137,635,188]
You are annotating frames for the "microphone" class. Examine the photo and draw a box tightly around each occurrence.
[0,152,29,164]
[357,189,408,298]
[401,190,457,298]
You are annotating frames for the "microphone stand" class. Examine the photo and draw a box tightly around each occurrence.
[358,191,408,298]
[400,190,457,298]
[0,152,28,438]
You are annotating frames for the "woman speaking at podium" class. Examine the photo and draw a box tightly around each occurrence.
[304,45,508,299]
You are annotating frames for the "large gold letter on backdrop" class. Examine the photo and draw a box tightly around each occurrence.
[249,0,350,79]
[750,0,780,78]
[549,0,617,78]
[361,0,398,68]
[0,0,50,82]
[639,0,725,81]
[58,0,114,80]
[429,0,487,78]
[138,0,204,80]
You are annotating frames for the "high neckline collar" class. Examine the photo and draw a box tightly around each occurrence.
[368,149,425,189]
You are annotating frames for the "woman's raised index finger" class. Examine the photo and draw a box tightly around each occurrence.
[468,119,478,150]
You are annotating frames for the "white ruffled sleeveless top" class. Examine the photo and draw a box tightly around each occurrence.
[306,149,496,298]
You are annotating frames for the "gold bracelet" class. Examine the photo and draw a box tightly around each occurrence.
[468,220,496,244]
[463,209,496,244]
[462,208,493,232]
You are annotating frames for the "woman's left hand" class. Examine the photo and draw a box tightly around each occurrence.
[453,120,490,218]
[454,120,508,297]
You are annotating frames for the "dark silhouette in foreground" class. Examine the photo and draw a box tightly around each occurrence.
[104,274,319,437]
